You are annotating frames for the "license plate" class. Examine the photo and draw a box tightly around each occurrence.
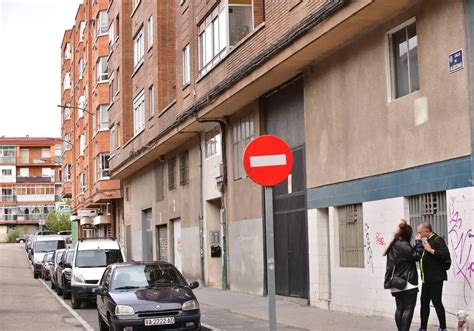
[144,317,175,326]
[91,288,96,293]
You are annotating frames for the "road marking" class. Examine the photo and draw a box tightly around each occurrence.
[250,154,286,168]
[26,251,94,331]
[38,278,94,331]
[201,322,221,331]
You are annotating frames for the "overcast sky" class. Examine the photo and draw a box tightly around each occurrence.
[0,0,82,138]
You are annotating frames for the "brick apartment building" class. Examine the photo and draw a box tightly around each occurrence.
[62,0,474,325]
[60,0,121,240]
[0,137,62,241]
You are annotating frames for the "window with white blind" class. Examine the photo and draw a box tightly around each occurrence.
[133,91,145,135]
[149,85,155,116]
[79,173,86,193]
[78,58,85,79]
[42,168,52,178]
[41,148,50,158]
[64,73,71,90]
[97,11,108,35]
[108,20,115,48]
[97,153,110,179]
[134,28,144,68]
[63,104,71,121]
[182,44,190,85]
[64,43,71,60]
[147,16,153,49]
[79,134,85,156]
[63,134,72,151]
[233,114,254,180]
[338,204,364,268]
[110,125,116,153]
[97,57,109,82]
[79,21,86,42]
[97,105,109,131]
[78,96,86,118]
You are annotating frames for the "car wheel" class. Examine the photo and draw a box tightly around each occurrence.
[98,312,108,331]
[33,272,39,279]
[51,280,55,290]
[19,240,25,243]
[57,284,63,296]
[63,289,71,300]
[71,294,81,309]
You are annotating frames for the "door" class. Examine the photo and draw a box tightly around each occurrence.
[172,219,182,271]
[156,224,168,261]
[142,209,153,260]
[262,77,309,298]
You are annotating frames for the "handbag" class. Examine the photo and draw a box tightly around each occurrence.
[389,265,407,290]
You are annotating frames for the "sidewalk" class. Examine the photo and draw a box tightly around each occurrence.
[194,287,441,331]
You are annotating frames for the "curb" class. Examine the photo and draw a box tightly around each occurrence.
[201,322,221,331]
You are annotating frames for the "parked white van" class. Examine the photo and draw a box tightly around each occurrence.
[70,237,124,309]
[33,235,67,279]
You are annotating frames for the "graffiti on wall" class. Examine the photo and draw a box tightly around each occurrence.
[448,196,473,306]
[365,223,374,273]
[375,232,386,246]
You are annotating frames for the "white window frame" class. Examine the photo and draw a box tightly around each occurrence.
[79,134,85,156]
[134,28,145,68]
[97,57,109,82]
[149,85,155,116]
[79,21,86,42]
[79,173,86,193]
[97,153,110,179]
[97,10,108,36]
[385,17,418,103]
[64,43,71,60]
[19,168,29,177]
[41,148,51,158]
[78,96,86,118]
[147,16,154,49]
[42,168,52,178]
[182,44,190,86]
[110,125,117,154]
[97,105,109,131]
[78,58,85,79]
[64,73,71,90]
[133,90,145,136]
[108,20,115,49]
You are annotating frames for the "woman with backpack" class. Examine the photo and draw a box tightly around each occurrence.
[384,220,424,331]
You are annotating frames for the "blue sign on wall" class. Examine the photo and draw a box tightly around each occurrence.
[449,49,464,73]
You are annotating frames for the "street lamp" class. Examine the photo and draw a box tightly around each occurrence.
[57,104,94,116]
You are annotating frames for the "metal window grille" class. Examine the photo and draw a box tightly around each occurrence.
[168,157,176,190]
[338,203,364,268]
[408,191,447,239]
[179,151,189,186]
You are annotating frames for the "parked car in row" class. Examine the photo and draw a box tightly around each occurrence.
[50,248,66,290]
[41,252,54,281]
[32,235,66,279]
[54,248,74,299]
[58,230,72,244]
[70,237,124,309]
[97,261,201,330]
[16,234,28,243]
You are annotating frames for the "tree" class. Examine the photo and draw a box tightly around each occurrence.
[45,209,71,233]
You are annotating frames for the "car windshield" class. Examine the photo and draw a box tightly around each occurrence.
[66,251,74,264]
[34,240,66,253]
[111,264,187,291]
[55,251,65,263]
[75,249,123,268]
[43,253,53,262]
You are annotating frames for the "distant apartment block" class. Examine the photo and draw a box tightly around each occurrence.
[0,137,62,241]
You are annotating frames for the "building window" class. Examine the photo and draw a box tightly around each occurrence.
[79,134,85,156]
[388,19,419,99]
[0,147,16,164]
[78,58,85,79]
[134,28,144,68]
[205,127,221,158]
[155,162,164,202]
[63,134,72,151]
[199,1,254,75]
[109,71,115,103]
[41,148,51,158]
[64,104,71,121]
[408,191,447,239]
[179,151,189,186]
[182,44,190,85]
[133,90,145,135]
[168,157,176,190]
[79,173,86,193]
[115,67,120,94]
[338,203,364,268]
[64,43,71,60]
[1,169,12,176]
[233,114,254,180]
[63,73,71,90]
[97,153,110,179]
[42,168,52,177]
[19,149,29,164]
[147,16,153,49]
[110,125,116,153]
[108,20,115,48]
[97,10,108,35]
[97,105,109,130]
[79,21,86,42]
[115,15,120,38]
[78,96,86,118]
[19,168,29,177]
[149,85,155,116]
[64,165,71,181]
[97,57,109,82]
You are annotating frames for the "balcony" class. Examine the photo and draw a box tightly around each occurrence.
[16,214,47,221]
[0,215,17,221]
[16,194,55,202]
[0,157,16,164]
[0,196,16,202]
[16,176,54,183]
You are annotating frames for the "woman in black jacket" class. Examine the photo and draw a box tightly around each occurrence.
[384,220,424,331]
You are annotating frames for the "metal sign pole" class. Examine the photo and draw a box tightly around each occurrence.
[265,186,277,331]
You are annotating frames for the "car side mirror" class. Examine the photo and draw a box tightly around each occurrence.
[96,286,107,296]
[189,281,200,290]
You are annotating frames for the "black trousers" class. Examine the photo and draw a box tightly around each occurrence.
[394,288,418,331]
[420,280,446,329]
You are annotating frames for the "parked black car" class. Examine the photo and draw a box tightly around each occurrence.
[96,262,201,331]
[50,249,66,291]
[55,248,74,299]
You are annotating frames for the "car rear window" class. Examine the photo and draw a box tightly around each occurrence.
[75,249,123,268]
[34,240,66,252]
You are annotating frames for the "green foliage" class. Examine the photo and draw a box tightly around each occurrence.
[45,209,71,233]
[6,226,28,243]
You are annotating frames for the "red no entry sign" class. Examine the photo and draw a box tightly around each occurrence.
[243,135,293,187]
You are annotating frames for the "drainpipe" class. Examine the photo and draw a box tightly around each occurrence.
[193,115,229,290]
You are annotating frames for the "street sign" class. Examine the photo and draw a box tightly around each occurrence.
[243,135,294,331]
[243,135,293,187]
[449,49,464,73]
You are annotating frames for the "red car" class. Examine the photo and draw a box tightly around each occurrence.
[16,234,28,243]
[41,252,54,280]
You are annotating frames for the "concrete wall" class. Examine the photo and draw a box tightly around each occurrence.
[308,187,474,327]
[304,0,470,188]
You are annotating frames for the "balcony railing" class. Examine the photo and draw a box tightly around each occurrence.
[16,214,47,221]
[0,196,16,202]
[16,194,55,202]
[0,157,16,164]
[0,215,17,221]
[16,176,54,183]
